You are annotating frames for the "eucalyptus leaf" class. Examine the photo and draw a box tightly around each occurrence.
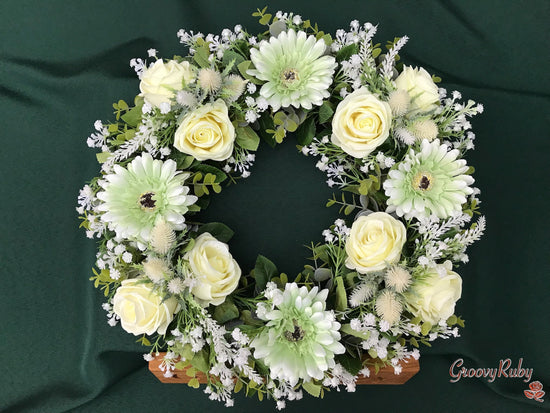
[193,163,227,183]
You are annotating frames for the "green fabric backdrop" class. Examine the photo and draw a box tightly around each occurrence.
[1,0,548,412]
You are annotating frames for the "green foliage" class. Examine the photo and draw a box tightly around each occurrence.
[302,381,322,397]
[213,298,240,324]
[136,335,151,346]
[96,152,111,164]
[253,254,278,293]
[120,100,144,127]
[222,49,246,71]
[326,193,359,215]
[89,267,118,297]
[334,276,348,311]
[336,353,362,375]
[318,101,334,124]
[192,171,224,196]
[340,323,370,340]
[237,60,263,85]
[336,43,358,62]
[252,6,272,26]
[112,99,129,120]
[197,222,234,242]
[295,116,316,146]
[235,125,260,151]
[193,39,211,68]
[193,163,228,183]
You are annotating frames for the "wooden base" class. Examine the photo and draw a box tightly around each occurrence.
[149,352,419,385]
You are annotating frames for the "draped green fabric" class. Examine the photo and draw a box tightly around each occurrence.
[1,1,548,412]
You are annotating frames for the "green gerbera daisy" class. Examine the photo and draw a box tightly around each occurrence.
[251,283,345,386]
[97,153,197,243]
[383,139,474,219]
[248,29,336,111]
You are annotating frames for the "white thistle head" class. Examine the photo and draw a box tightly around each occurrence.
[388,89,410,116]
[385,265,412,293]
[198,68,222,93]
[410,118,439,142]
[375,289,402,325]
[150,219,176,254]
[143,257,171,283]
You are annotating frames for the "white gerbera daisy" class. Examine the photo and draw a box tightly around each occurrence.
[97,153,197,242]
[248,29,337,111]
[251,283,345,386]
[383,139,474,220]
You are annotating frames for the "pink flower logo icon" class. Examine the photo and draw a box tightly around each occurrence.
[524,381,545,403]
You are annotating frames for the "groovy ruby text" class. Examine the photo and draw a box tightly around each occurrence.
[449,358,533,383]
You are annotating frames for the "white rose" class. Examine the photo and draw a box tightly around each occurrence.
[331,87,392,158]
[187,233,241,306]
[112,279,178,335]
[140,59,195,107]
[174,100,235,161]
[405,262,462,324]
[345,212,406,273]
[394,66,439,112]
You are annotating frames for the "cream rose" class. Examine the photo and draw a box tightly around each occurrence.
[394,66,439,112]
[187,232,241,306]
[174,100,235,161]
[331,87,392,158]
[345,212,406,273]
[140,59,195,107]
[405,262,462,324]
[112,279,178,336]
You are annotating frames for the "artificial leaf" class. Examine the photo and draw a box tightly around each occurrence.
[295,116,316,146]
[302,381,321,398]
[236,125,260,151]
[193,163,227,183]
[254,255,278,292]
[334,276,348,311]
[318,101,334,124]
[222,49,245,70]
[340,323,370,340]
[213,298,240,324]
[121,102,143,127]
[96,152,111,164]
[197,222,234,243]
[336,353,362,375]
[336,43,358,62]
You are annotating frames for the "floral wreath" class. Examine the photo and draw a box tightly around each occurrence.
[77,8,485,409]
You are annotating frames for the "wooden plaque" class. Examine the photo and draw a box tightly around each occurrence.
[149,352,419,385]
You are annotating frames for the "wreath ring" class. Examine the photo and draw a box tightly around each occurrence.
[78,8,484,408]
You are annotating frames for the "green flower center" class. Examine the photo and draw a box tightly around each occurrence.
[284,320,305,342]
[412,172,433,192]
[139,192,157,210]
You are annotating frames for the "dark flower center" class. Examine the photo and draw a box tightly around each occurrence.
[281,68,299,85]
[139,192,156,210]
[419,175,431,190]
[413,172,433,192]
[284,322,305,342]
